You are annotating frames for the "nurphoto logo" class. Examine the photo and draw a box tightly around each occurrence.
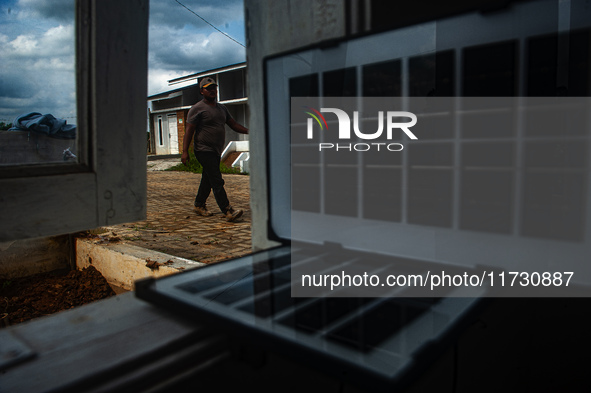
[304,106,418,152]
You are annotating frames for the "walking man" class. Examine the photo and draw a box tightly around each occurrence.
[181,77,249,222]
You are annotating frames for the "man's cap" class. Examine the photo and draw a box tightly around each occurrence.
[199,77,218,89]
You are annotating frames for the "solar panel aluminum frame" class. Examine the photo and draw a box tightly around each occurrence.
[136,246,489,392]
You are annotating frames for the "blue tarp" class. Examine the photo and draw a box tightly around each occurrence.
[8,112,76,139]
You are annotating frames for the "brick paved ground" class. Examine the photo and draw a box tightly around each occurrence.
[105,167,252,264]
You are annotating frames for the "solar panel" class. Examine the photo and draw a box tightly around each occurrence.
[136,245,487,390]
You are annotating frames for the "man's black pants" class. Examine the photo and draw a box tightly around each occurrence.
[194,151,230,213]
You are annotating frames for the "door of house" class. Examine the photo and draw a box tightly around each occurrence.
[168,114,179,154]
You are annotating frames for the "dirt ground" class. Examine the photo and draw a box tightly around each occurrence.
[0,266,115,328]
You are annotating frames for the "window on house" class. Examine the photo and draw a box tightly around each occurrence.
[158,116,164,146]
[218,68,247,101]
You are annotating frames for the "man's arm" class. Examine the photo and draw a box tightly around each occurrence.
[181,122,196,166]
[227,118,249,134]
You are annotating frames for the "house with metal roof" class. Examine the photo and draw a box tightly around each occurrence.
[147,62,249,171]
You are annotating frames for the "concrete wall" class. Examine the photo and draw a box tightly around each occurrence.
[151,96,183,112]
[244,0,346,250]
[0,131,77,165]
[182,87,202,107]
[0,236,71,279]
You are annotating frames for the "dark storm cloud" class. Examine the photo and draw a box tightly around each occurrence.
[0,0,246,113]
[18,0,74,23]
[0,73,36,99]
[150,0,244,30]
[147,0,246,94]
[149,26,245,72]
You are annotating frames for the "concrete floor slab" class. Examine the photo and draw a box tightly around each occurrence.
[76,238,205,291]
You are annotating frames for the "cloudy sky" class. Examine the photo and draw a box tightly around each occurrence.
[0,0,246,124]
